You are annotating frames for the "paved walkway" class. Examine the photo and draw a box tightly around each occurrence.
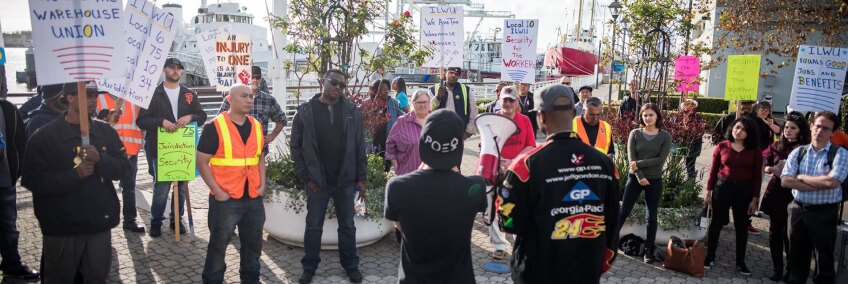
[3,134,846,283]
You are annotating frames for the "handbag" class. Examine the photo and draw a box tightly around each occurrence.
[697,205,712,229]
[663,236,705,277]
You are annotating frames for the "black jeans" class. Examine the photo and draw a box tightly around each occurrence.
[301,185,358,273]
[787,201,839,284]
[768,201,790,274]
[121,155,139,225]
[42,231,111,284]
[618,175,663,252]
[0,186,22,271]
[706,179,753,265]
[202,197,266,284]
[685,141,702,178]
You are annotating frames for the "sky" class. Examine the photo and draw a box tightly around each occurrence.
[0,0,614,52]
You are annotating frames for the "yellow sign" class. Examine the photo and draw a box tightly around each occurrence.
[724,54,761,101]
[157,124,196,182]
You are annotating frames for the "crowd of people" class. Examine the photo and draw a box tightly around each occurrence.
[1,63,845,284]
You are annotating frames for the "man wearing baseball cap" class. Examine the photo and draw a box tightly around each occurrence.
[137,57,207,238]
[384,109,487,282]
[497,84,620,283]
[23,81,130,282]
[429,67,477,140]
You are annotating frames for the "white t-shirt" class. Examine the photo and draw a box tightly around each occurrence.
[164,86,180,120]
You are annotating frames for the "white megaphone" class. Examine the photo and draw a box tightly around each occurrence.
[475,113,518,185]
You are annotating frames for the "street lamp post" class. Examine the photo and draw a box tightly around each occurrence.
[607,0,622,104]
[619,17,629,99]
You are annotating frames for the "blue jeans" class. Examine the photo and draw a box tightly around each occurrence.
[301,185,359,272]
[145,142,187,226]
[121,155,139,225]
[0,186,22,271]
[202,196,266,284]
[618,175,663,252]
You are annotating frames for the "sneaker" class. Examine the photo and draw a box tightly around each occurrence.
[704,258,714,269]
[149,224,162,238]
[737,263,751,276]
[643,254,656,264]
[298,270,314,284]
[170,222,187,234]
[2,265,40,279]
[346,268,363,283]
[747,224,761,234]
[123,222,145,233]
[492,250,507,260]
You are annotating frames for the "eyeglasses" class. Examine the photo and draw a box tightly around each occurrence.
[324,78,347,89]
[413,100,429,105]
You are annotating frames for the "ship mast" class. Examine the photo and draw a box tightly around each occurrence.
[589,0,596,39]
[576,0,584,42]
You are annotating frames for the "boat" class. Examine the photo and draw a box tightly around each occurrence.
[543,0,600,79]
[163,1,272,87]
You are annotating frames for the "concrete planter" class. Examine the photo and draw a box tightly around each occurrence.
[619,206,707,246]
[263,190,393,249]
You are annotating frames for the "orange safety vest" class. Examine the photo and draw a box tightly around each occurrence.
[209,112,264,199]
[573,117,612,154]
[97,94,143,155]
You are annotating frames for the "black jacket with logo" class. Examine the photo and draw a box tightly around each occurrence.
[136,83,207,160]
[22,117,131,236]
[498,132,620,284]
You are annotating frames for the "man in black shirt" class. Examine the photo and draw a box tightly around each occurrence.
[197,84,267,283]
[385,109,487,283]
[290,70,366,284]
[498,84,620,283]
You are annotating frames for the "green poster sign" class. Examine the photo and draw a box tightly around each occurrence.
[157,123,196,182]
[724,54,761,101]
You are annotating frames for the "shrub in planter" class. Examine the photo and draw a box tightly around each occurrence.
[265,153,393,222]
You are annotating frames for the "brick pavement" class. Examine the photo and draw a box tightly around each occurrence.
[3,136,845,283]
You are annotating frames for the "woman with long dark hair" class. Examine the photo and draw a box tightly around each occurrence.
[760,112,810,281]
[392,77,410,113]
[704,116,763,275]
[618,103,672,263]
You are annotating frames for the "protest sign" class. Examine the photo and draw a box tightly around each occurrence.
[501,19,539,84]
[420,6,463,68]
[724,55,761,101]
[674,56,700,92]
[215,34,252,92]
[0,22,5,65]
[197,25,232,88]
[789,45,848,114]
[96,0,176,109]
[157,123,196,182]
[28,0,125,85]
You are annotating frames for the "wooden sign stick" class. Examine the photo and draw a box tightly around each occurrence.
[173,181,180,242]
[77,82,90,145]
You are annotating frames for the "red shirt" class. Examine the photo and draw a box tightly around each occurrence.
[497,112,536,159]
[706,141,763,197]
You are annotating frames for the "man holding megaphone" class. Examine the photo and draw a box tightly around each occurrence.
[478,86,536,260]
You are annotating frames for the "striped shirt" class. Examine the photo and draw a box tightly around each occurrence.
[385,113,424,176]
[781,142,848,204]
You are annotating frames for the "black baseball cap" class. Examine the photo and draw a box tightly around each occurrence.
[446,67,462,73]
[419,109,465,170]
[41,84,65,102]
[60,81,106,96]
[164,58,184,69]
[578,86,593,92]
[534,84,575,112]
[252,66,262,77]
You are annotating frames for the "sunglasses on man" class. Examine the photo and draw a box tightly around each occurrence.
[324,78,347,89]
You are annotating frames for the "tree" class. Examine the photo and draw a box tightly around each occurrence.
[714,0,848,74]
[272,0,431,99]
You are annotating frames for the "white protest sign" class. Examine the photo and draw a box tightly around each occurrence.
[197,25,232,87]
[28,0,125,85]
[215,34,252,92]
[97,0,176,109]
[789,45,848,114]
[420,6,463,68]
[501,19,539,84]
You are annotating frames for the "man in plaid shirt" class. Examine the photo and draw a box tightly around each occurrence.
[781,111,848,284]
[218,67,287,152]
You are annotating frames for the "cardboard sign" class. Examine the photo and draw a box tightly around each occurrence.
[501,19,539,84]
[674,56,700,92]
[157,123,196,182]
[420,5,464,68]
[96,0,176,109]
[789,45,848,114]
[724,55,761,101]
[197,25,232,88]
[215,34,252,92]
[28,0,125,85]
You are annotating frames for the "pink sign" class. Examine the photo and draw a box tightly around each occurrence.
[674,56,700,92]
